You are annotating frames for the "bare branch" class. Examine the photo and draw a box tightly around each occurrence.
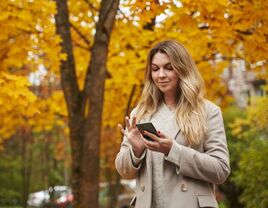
[235,29,254,35]
[70,22,90,46]
[72,41,91,51]
[118,7,132,21]
[83,0,98,12]
[83,0,98,25]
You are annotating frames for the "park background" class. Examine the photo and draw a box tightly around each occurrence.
[0,0,267,208]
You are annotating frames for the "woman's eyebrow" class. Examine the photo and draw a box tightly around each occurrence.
[151,63,171,66]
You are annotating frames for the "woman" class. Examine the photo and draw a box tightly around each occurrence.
[115,40,230,208]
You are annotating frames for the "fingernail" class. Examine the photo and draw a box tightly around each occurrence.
[158,130,160,134]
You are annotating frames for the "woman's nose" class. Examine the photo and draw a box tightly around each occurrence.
[158,68,166,78]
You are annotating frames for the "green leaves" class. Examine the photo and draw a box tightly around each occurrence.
[233,139,268,208]
[229,95,268,208]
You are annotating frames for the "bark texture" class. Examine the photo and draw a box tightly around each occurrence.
[54,0,119,207]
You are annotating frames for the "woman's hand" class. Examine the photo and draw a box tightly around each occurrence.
[118,116,145,157]
[142,131,173,156]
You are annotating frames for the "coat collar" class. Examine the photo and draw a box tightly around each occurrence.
[140,102,181,140]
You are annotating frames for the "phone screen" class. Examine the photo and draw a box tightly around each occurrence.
[136,122,158,141]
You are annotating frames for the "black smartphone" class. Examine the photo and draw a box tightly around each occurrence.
[136,122,158,141]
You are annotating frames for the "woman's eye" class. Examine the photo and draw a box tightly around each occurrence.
[151,66,159,71]
[165,65,173,70]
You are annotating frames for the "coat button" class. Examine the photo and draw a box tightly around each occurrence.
[181,183,188,192]
[141,185,145,192]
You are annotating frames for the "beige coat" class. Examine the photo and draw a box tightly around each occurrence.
[115,100,230,208]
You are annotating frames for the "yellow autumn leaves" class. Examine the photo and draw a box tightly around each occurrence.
[0,0,267,166]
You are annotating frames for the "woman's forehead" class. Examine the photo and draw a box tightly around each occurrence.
[151,52,170,65]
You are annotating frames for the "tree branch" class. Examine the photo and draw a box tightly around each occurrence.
[235,29,254,35]
[118,7,132,21]
[83,0,98,12]
[70,22,91,46]
[72,41,91,51]
[82,0,119,105]
[54,0,80,115]
[83,0,98,25]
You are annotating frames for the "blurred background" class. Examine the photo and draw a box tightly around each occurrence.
[0,0,267,208]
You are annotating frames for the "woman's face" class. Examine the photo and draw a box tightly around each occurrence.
[150,52,179,97]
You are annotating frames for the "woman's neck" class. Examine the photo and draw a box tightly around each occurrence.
[163,94,177,110]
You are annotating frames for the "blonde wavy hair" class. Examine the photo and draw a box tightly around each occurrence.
[136,40,207,145]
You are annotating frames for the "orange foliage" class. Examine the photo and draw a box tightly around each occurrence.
[0,0,267,173]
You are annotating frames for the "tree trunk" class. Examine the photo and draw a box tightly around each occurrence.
[54,0,119,207]
[21,128,33,208]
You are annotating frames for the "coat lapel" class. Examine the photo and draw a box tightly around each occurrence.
[150,103,189,147]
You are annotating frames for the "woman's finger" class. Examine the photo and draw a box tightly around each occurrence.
[157,130,167,139]
[143,138,160,149]
[143,142,159,151]
[118,123,123,130]
[143,131,160,143]
[118,124,126,135]
[131,116,137,128]
[125,116,131,130]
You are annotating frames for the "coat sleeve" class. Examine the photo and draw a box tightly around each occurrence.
[165,105,230,184]
[115,108,146,179]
